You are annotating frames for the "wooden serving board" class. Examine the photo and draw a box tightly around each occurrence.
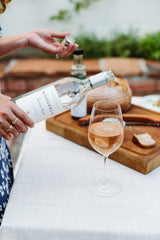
[46,105,160,174]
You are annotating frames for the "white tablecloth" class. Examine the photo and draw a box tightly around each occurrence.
[1,98,160,240]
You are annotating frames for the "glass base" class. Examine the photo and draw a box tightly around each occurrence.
[89,178,122,197]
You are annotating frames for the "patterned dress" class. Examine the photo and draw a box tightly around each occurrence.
[0,26,14,225]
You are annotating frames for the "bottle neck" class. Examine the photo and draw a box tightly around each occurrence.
[73,54,84,65]
[85,71,115,89]
[71,54,86,80]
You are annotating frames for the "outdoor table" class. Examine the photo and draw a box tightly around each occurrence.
[1,97,160,240]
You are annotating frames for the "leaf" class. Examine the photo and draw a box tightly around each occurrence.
[50,0,101,22]
[50,10,71,21]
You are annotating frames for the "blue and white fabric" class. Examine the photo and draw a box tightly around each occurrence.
[0,137,13,225]
[0,26,2,40]
[0,26,14,225]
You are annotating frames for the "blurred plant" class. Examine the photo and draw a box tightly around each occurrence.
[73,29,140,59]
[43,29,160,60]
[50,0,101,21]
[5,29,160,61]
[74,33,110,59]
[139,31,160,60]
[73,30,160,60]
[110,29,140,58]
[50,10,71,21]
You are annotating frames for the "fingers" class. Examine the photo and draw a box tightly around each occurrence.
[43,30,78,56]
[64,43,79,57]
[5,123,20,137]
[29,30,78,57]
[0,116,28,139]
[43,40,78,57]
[10,117,28,134]
[58,42,78,58]
[0,117,20,140]
[0,101,34,139]
[50,31,70,39]
[0,127,12,141]
[51,32,79,55]
[11,102,34,129]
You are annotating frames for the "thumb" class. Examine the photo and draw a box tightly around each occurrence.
[51,31,70,39]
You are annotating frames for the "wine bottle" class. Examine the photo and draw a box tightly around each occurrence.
[70,48,87,119]
[12,70,115,123]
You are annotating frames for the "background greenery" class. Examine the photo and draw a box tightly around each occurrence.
[50,0,101,21]
[48,0,160,61]
[42,29,160,61]
[71,29,160,60]
[3,29,160,61]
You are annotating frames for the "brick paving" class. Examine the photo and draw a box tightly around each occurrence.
[101,58,143,76]
[1,57,160,98]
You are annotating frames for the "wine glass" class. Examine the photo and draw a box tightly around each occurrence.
[88,99,124,197]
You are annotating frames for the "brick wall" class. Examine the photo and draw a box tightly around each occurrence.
[0,58,160,98]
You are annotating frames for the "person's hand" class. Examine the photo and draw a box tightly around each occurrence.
[0,94,34,140]
[26,29,78,57]
[0,29,78,58]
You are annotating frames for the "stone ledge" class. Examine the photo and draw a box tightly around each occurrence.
[101,58,143,77]
[7,59,73,78]
[146,60,160,78]
[1,57,160,97]
[4,57,145,78]
[1,58,160,79]
[6,58,100,77]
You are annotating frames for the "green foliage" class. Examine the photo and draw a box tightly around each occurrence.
[73,30,141,59]
[50,10,71,21]
[139,31,160,60]
[42,29,160,61]
[49,1,160,60]
[75,33,110,59]
[110,29,140,58]
[73,30,160,60]
[72,0,99,11]
[50,0,100,22]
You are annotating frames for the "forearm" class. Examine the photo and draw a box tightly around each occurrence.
[0,33,28,58]
[0,29,78,59]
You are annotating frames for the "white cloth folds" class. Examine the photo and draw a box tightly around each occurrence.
[1,102,160,239]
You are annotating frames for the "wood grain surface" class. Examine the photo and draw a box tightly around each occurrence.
[46,105,160,174]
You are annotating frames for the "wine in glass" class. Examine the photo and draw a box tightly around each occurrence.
[88,99,124,197]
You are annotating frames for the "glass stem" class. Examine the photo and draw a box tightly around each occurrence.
[101,155,108,185]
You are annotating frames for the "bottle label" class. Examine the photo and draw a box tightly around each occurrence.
[15,85,63,123]
[71,96,87,118]
[89,71,115,88]
[70,79,87,118]
[70,72,87,118]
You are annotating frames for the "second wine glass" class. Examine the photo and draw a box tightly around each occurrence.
[88,99,124,197]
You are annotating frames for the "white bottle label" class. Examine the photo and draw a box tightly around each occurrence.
[71,96,87,118]
[15,85,63,123]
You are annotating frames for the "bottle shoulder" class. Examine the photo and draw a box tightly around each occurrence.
[71,64,86,71]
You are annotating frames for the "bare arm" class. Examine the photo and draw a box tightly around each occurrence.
[0,33,27,57]
[0,29,78,58]
[0,29,78,139]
